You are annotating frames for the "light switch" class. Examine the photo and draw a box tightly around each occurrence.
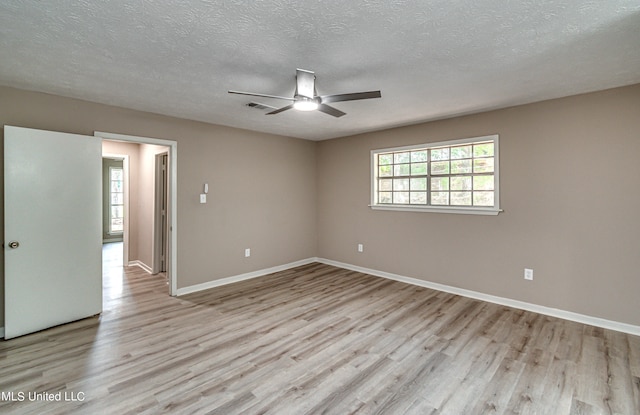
[200,194,207,203]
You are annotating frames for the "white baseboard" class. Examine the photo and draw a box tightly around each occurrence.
[317,258,640,337]
[176,257,318,296]
[128,260,152,274]
[171,255,640,336]
[4,259,637,338]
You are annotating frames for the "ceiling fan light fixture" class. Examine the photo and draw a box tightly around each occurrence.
[293,98,319,111]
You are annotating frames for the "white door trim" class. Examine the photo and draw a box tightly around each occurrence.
[95,131,178,296]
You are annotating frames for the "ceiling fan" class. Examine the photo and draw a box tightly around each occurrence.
[228,69,381,118]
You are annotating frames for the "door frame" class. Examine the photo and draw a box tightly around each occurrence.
[152,152,169,274]
[95,131,178,296]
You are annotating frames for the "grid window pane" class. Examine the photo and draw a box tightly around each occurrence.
[473,175,494,190]
[111,219,123,232]
[394,152,410,163]
[474,142,494,157]
[451,159,472,174]
[451,145,471,159]
[393,178,410,191]
[431,161,450,175]
[411,151,428,162]
[431,192,449,205]
[111,206,123,218]
[431,148,450,161]
[379,165,393,177]
[451,191,472,206]
[410,178,427,191]
[393,192,409,204]
[431,177,449,191]
[410,163,427,175]
[379,192,392,203]
[379,179,393,191]
[394,164,411,176]
[110,169,123,180]
[451,176,472,191]
[473,157,494,173]
[410,192,427,204]
[379,153,393,165]
[473,191,494,206]
[111,193,123,204]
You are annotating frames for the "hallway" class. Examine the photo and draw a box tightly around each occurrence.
[102,241,167,307]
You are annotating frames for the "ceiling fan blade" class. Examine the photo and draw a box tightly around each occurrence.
[317,104,346,118]
[266,104,295,115]
[296,69,316,98]
[246,102,278,110]
[320,90,381,104]
[228,90,293,101]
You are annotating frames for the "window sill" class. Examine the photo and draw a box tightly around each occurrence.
[370,204,502,215]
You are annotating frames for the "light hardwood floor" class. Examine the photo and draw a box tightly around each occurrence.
[1,249,639,414]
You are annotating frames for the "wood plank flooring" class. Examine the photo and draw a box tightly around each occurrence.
[1,255,639,414]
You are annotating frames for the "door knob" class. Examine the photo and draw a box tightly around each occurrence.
[8,241,20,249]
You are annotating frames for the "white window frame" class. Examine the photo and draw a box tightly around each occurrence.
[370,134,502,215]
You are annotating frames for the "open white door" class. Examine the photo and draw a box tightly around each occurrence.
[4,126,102,339]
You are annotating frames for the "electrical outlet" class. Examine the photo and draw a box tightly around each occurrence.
[524,268,533,280]
[357,243,363,253]
[245,248,251,257]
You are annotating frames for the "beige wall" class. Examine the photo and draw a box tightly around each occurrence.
[0,86,318,327]
[1,84,639,331]
[317,84,640,326]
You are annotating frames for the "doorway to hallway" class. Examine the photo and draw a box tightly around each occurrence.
[101,134,175,295]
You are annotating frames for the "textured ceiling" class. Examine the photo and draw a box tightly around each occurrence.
[1,1,639,141]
